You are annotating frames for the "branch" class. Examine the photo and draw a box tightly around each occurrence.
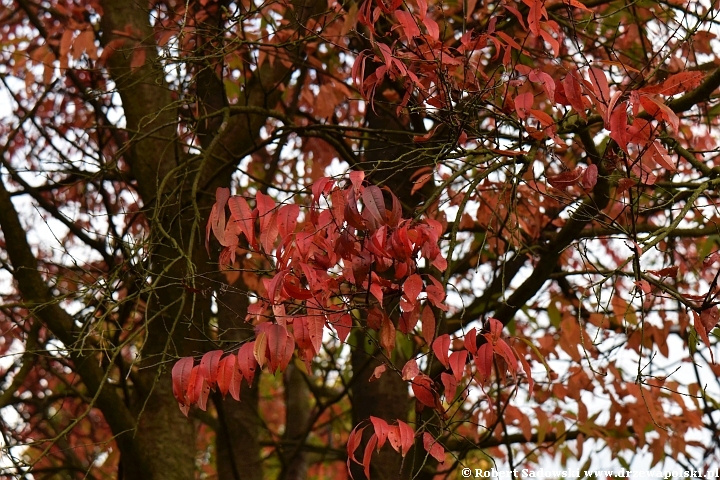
[0,176,146,471]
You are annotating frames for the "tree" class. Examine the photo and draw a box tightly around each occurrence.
[2,0,720,477]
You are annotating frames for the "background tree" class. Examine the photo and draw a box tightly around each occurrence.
[2,0,720,478]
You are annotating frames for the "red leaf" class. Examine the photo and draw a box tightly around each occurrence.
[307,314,325,355]
[421,305,436,344]
[432,334,450,368]
[172,357,194,411]
[641,71,704,96]
[693,310,715,363]
[363,434,378,479]
[260,323,291,373]
[441,372,458,400]
[186,365,203,406]
[312,177,334,204]
[380,315,396,354]
[395,9,421,38]
[199,350,223,390]
[277,204,300,240]
[609,102,629,152]
[464,328,478,355]
[260,210,279,254]
[237,342,258,384]
[397,420,414,457]
[228,196,256,249]
[370,416,390,450]
[475,343,493,376]
[422,432,445,462]
[347,424,366,470]
[403,274,423,308]
[528,69,556,101]
[581,164,598,190]
[349,170,365,191]
[449,350,468,381]
[515,92,533,120]
[333,313,352,342]
[412,374,437,408]
[517,350,534,393]
[362,185,386,227]
[547,167,583,190]
[588,67,610,106]
[216,354,235,397]
[648,140,676,171]
[209,187,230,248]
[647,266,678,277]
[562,72,585,119]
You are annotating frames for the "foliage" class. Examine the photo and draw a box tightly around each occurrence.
[2,0,720,478]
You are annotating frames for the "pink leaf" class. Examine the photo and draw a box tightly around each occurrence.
[402,358,420,381]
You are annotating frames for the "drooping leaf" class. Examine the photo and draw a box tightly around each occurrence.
[422,432,445,462]
[198,350,223,390]
[421,305,436,344]
[432,334,451,368]
[412,374,437,408]
[172,357,194,410]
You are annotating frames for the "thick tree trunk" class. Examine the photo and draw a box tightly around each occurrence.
[350,330,410,480]
[215,282,264,480]
[281,364,311,480]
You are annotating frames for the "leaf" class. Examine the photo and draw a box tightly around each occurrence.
[369,364,386,382]
[528,69,556,101]
[216,354,235,397]
[397,420,414,457]
[209,187,230,248]
[648,140,676,171]
[370,416,390,450]
[349,170,365,191]
[199,350,223,389]
[237,341,258,384]
[588,67,610,106]
[422,432,445,462]
[515,92,533,120]
[421,304,436,344]
[547,167,584,190]
[402,358,420,381]
[380,315,396,354]
[464,328,478,355]
[432,334,450,368]
[581,164,598,190]
[403,274,423,307]
[441,372,458,400]
[562,72,586,119]
[307,314,325,355]
[475,343,493,376]
[641,71,704,96]
[277,204,300,240]
[412,374,437,408]
[347,424,366,476]
[362,185,386,226]
[262,323,291,373]
[228,196,256,249]
[363,434,378,479]
[449,350,468,382]
[333,313,352,343]
[172,357,194,410]
[395,10,421,39]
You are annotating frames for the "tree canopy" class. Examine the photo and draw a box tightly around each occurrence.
[2,0,720,478]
